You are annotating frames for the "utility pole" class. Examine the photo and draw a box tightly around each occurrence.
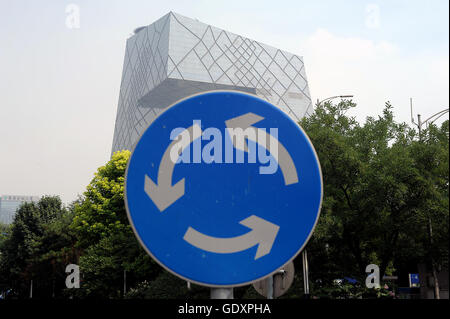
[410,98,449,299]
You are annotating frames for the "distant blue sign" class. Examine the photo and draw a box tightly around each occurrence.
[409,273,420,287]
[125,91,323,287]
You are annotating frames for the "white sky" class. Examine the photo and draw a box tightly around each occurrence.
[0,0,448,204]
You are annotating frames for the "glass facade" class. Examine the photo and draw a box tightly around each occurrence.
[112,12,312,154]
[0,195,39,224]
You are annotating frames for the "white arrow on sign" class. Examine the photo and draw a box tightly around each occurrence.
[183,215,280,260]
[225,113,299,185]
[144,124,202,212]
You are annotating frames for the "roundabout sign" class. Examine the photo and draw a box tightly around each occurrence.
[125,91,322,287]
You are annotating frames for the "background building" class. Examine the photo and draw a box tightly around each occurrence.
[112,12,312,153]
[0,195,39,224]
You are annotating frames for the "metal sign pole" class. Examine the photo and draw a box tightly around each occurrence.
[302,250,310,298]
[266,276,274,299]
[210,288,234,299]
[123,270,127,296]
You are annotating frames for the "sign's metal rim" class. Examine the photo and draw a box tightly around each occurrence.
[124,90,324,288]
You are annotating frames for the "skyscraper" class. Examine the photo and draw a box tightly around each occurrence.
[112,12,312,153]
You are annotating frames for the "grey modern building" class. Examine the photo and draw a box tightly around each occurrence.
[0,195,39,224]
[112,12,312,153]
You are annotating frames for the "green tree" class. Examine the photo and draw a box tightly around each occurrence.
[70,150,160,298]
[300,100,448,292]
[0,222,11,293]
[71,151,131,248]
[408,120,449,298]
[0,222,9,248]
[0,196,71,298]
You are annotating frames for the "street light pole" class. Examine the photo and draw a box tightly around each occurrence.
[410,98,449,135]
[317,95,354,106]
[305,94,352,300]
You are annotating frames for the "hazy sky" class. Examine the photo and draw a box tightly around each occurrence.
[0,0,448,204]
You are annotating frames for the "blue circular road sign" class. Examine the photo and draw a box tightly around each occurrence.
[125,91,322,287]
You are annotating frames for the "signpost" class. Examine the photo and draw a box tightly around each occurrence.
[253,261,295,298]
[125,91,323,290]
[409,274,420,288]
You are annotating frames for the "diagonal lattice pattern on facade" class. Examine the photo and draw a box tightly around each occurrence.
[112,12,312,154]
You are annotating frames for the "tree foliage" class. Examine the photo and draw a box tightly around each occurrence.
[71,151,131,248]
[68,150,159,298]
[0,196,74,298]
[301,100,449,291]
